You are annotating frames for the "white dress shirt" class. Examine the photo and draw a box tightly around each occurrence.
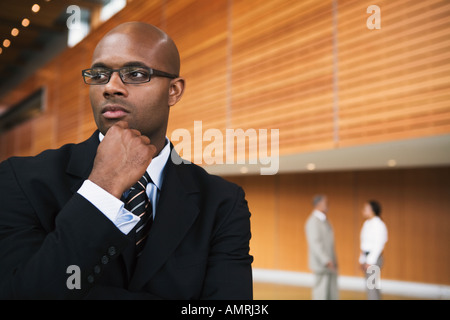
[359,216,388,265]
[312,209,327,221]
[77,133,170,235]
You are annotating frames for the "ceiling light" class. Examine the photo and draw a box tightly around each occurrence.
[387,159,397,167]
[22,18,30,27]
[0,48,2,55]
[11,28,19,37]
[32,4,40,13]
[306,163,316,171]
[240,166,249,174]
[3,39,11,48]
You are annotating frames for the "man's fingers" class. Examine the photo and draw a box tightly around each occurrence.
[112,123,150,143]
[125,128,151,145]
[140,135,151,145]
[148,143,157,155]
[113,120,129,129]
[128,128,140,136]
[107,121,152,147]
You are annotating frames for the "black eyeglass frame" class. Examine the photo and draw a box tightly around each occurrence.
[81,66,178,85]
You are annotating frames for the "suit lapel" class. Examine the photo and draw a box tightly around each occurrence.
[129,151,200,290]
[66,131,100,193]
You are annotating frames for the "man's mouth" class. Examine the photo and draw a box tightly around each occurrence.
[101,105,130,119]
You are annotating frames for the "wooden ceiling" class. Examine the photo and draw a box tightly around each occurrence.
[0,0,107,89]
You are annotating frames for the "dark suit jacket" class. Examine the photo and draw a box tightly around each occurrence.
[0,131,253,299]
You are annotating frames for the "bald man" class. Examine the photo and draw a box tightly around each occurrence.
[0,22,253,300]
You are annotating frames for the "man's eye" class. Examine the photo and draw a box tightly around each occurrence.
[88,68,109,79]
[131,71,147,78]
[91,73,108,80]
[131,71,145,78]
[124,68,149,80]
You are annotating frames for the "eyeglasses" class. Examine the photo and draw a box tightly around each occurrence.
[81,66,178,85]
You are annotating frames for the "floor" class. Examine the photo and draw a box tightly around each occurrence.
[253,282,423,300]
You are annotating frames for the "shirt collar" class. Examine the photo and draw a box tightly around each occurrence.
[148,138,170,191]
[366,216,381,224]
[98,132,170,191]
[313,209,327,221]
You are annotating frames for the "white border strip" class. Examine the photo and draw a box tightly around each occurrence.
[253,268,450,299]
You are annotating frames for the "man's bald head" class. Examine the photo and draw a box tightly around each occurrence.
[93,22,180,75]
[88,21,185,151]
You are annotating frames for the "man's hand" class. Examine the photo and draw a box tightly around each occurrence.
[88,121,157,199]
[326,261,337,272]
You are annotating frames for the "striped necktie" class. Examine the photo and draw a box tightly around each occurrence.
[124,172,153,257]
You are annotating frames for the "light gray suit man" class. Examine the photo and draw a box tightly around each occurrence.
[305,195,338,300]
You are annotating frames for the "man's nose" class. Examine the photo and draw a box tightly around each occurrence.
[103,72,128,98]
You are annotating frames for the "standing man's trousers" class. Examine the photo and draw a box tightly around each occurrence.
[312,271,338,300]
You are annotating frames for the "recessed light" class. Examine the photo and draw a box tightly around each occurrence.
[22,18,30,27]
[3,39,11,48]
[240,166,249,174]
[32,4,40,13]
[387,159,397,167]
[306,163,316,171]
[11,28,19,37]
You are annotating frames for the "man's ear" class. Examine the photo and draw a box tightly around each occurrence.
[168,77,185,107]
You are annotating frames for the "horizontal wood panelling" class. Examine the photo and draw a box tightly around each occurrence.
[231,0,335,156]
[337,0,450,146]
[166,0,228,155]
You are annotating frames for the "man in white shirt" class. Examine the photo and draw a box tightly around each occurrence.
[359,200,388,300]
[305,194,338,300]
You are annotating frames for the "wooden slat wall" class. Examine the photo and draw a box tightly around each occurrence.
[165,0,229,161]
[337,0,450,146]
[228,167,450,285]
[230,0,335,156]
